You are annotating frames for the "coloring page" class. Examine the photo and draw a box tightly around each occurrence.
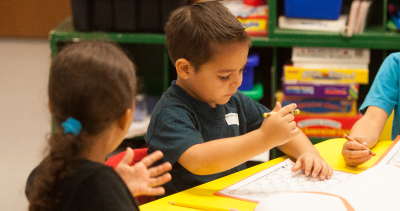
[217,158,354,202]
[376,138,400,166]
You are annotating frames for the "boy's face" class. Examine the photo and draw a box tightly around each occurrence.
[185,42,249,108]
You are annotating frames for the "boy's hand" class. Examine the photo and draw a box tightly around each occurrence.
[291,153,333,180]
[260,102,300,146]
[115,148,172,197]
[342,135,372,167]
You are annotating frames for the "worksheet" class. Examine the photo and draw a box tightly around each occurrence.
[375,136,400,166]
[216,158,355,202]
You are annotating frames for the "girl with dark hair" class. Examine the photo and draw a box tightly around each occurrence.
[26,41,172,211]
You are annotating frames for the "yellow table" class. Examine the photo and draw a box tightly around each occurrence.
[139,139,392,211]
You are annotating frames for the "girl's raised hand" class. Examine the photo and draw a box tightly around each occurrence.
[116,148,172,197]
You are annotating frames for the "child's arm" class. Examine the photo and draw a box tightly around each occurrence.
[342,106,388,166]
[177,103,300,175]
[116,148,172,197]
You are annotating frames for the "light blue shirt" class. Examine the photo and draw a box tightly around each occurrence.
[360,52,400,140]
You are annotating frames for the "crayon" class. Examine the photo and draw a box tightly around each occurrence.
[343,134,376,156]
[263,109,300,118]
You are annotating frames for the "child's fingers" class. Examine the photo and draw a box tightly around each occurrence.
[144,186,166,196]
[348,155,372,165]
[277,103,297,116]
[271,102,282,112]
[311,160,322,178]
[344,141,367,151]
[119,147,134,166]
[148,162,172,177]
[343,149,370,159]
[303,158,314,176]
[291,159,303,172]
[140,150,164,168]
[149,173,172,187]
[318,162,332,180]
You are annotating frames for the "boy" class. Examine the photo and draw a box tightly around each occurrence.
[342,52,400,166]
[146,1,332,196]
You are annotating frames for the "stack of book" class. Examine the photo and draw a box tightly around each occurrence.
[278,47,370,138]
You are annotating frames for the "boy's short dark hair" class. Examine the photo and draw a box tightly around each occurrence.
[165,1,251,71]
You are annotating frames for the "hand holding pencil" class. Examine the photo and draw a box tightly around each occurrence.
[342,134,376,167]
[343,134,376,156]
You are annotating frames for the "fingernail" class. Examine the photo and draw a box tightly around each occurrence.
[327,175,331,179]
[305,171,310,175]
[363,142,367,146]
[321,175,325,180]
[312,173,317,177]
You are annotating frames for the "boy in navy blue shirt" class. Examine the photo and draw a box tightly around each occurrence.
[146,1,333,196]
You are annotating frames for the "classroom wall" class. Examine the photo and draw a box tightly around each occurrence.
[0,0,71,38]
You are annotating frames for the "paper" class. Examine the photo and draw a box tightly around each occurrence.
[217,158,354,202]
[324,165,400,211]
[375,136,400,166]
[254,193,347,211]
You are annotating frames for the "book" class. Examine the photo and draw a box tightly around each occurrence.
[278,15,348,32]
[354,0,372,33]
[283,65,369,84]
[344,0,361,36]
[291,47,370,66]
[255,165,400,211]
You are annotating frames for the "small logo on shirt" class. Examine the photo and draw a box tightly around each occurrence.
[225,113,239,125]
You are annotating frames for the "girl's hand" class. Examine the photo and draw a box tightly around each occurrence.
[291,152,333,180]
[342,135,372,167]
[115,148,172,197]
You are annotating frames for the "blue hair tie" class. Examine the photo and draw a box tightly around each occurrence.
[62,117,82,136]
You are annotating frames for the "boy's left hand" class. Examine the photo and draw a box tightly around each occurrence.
[291,153,333,180]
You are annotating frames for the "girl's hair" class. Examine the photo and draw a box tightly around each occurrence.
[28,41,136,211]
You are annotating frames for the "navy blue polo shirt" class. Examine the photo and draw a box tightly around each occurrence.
[146,81,270,196]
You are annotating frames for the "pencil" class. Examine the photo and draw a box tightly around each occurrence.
[343,134,376,156]
[168,201,239,211]
[263,109,300,118]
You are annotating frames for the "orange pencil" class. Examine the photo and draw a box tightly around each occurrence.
[343,134,376,156]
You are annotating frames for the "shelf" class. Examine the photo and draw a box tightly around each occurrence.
[50,17,166,44]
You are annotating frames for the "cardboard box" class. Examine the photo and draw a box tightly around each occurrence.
[282,81,359,100]
[277,92,357,116]
[295,113,363,138]
[284,65,369,84]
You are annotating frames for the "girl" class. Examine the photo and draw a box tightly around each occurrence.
[27,42,171,211]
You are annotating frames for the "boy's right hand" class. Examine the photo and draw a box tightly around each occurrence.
[342,135,372,166]
[260,102,300,146]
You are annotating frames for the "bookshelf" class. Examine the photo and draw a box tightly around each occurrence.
[50,0,400,159]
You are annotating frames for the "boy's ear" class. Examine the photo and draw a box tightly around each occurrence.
[175,58,191,80]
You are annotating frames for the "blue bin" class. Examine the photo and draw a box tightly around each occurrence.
[239,54,259,91]
[284,0,343,20]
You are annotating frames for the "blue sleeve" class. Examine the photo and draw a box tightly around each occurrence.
[360,53,400,116]
[146,107,204,166]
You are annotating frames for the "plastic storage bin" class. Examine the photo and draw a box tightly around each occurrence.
[70,0,192,32]
[239,54,259,91]
[284,0,343,20]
